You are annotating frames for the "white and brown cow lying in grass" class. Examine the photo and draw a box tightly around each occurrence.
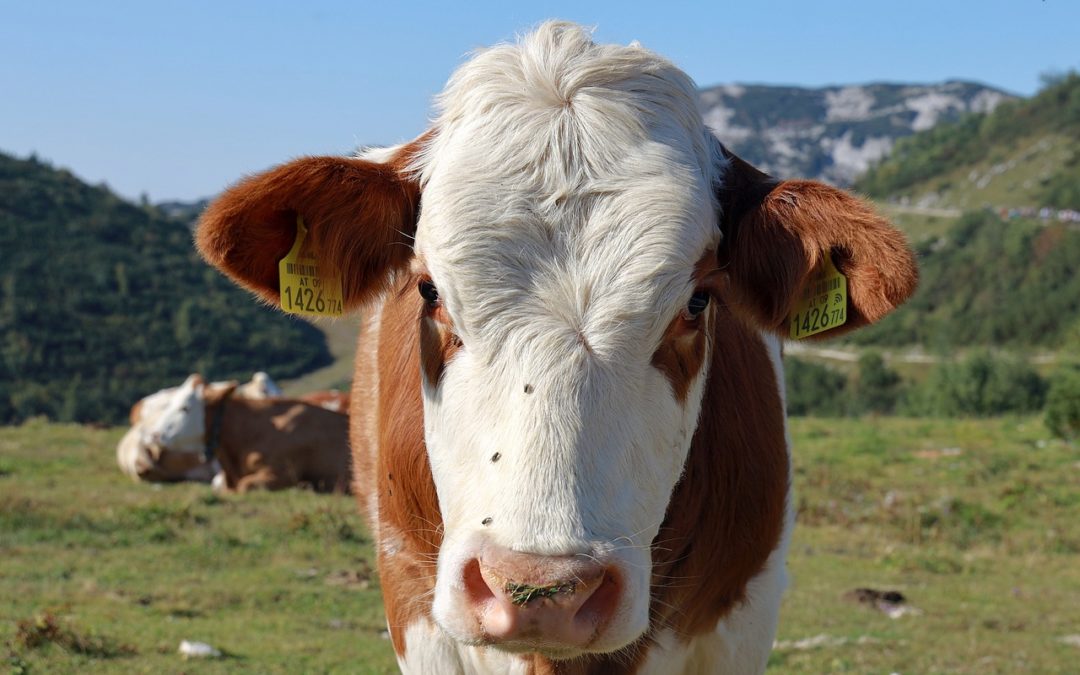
[143,374,352,493]
[196,22,916,674]
[117,372,282,483]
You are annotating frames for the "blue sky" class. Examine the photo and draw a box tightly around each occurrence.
[3,0,1077,201]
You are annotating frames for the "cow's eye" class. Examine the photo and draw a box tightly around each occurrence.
[418,279,439,305]
[685,291,710,319]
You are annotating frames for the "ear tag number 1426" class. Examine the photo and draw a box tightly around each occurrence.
[278,215,344,317]
[789,254,848,339]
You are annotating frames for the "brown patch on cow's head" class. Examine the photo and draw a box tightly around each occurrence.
[412,263,462,388]
[650,252,718,403]
[649,302,789,636]
[195,134,430,310]
[370,278,444,656]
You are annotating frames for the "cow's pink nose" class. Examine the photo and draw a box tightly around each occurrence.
[462,547,621,649]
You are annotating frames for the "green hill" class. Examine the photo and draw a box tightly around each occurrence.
[829,74,1080,353]
[848,210,1080,349]
[0,151,331,425]
[856,72,1080,209]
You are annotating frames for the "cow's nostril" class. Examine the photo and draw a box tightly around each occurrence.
[576,570,620,625]
[463,558,494,604]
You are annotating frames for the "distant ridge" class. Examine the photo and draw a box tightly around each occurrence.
[698,80,1015,185]
[856,72,1080,210]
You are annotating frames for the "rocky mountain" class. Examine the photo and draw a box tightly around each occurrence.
[856,72,1080,210]
[698,81,1014,185]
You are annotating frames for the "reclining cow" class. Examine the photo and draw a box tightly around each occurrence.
[118,372,282,483]
[146,375,352,493]
[195,22,917,674]
[298,389,350,413]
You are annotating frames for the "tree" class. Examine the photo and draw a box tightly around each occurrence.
[1045,364,1080,441]
[784,357,848,416]
[848,351,903,415]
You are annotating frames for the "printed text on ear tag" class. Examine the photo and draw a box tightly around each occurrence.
[278,215,344,317]
[788,254,847,339]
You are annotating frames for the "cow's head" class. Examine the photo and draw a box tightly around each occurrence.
[196,22,916,659]
[146,374,207,454]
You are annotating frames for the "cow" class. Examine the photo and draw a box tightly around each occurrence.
[195,22,917,674]
[148,375,352,493]
[118,372,282,483]
[299,389,351,413]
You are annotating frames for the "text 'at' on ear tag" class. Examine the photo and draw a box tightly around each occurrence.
[788,254,848,339]
[278,215,344,317]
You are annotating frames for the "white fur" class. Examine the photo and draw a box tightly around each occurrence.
[149,374,207,454]
[116,426,154,480]
[402,23,730,657]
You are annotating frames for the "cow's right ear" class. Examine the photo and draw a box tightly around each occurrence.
[195,139,424,309]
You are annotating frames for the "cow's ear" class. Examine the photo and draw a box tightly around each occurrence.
[196,137,425,310]
[715,147,918,338]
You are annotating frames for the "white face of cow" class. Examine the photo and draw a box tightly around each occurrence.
[413,26,722,655]
[133,387,176,445]
[147,374,206,454]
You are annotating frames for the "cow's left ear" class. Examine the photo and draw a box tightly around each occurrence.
[196,135,427,310]
[714,147,918,338]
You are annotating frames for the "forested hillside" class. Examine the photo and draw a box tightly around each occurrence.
[857,73,1080,209]
[849,210,1080,349]
[0,152,331,424]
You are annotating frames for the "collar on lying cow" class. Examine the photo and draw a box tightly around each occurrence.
[204,388,234,462]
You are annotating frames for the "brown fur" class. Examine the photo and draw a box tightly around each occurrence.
[419,312,462,388]
[650,317,707,404]
[716,149,918,339]
[195,138,427,311]
[202,386,352,493]
[650,252,716,403]
[366,284,443,655]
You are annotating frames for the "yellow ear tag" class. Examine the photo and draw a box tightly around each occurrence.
[278,215,344,317]
[788,254,848,339]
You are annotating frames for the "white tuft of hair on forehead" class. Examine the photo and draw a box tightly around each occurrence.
[411,22,723,362]
[413,22,719,191]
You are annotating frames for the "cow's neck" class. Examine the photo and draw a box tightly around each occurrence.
[202,384,240,481]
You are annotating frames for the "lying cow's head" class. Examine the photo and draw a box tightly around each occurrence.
[147,374,207,454]
[196,22,916,659]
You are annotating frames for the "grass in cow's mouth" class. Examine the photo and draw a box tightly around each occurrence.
[505,581,577,606]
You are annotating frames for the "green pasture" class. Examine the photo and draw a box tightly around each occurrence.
[2,417,1078,673]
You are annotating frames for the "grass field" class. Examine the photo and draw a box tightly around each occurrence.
[2,417,1078,673]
